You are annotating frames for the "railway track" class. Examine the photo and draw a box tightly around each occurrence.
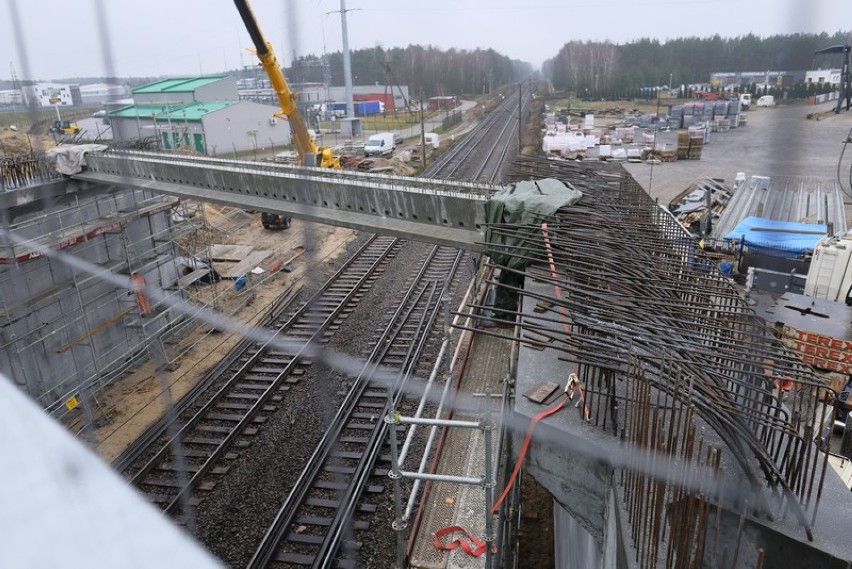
[248,245,466,568]
[111,85,520,566]
[429,85,533,183]
[232,91,523,561]
[118,234,400,515]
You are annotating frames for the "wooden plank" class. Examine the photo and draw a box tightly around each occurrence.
[209,244,255,262]
[172,268,211,289]
[222,250,272,278]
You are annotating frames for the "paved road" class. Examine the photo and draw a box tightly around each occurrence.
[622,100,852,204]
[74,116,113,141]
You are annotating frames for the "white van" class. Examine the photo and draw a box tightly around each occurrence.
[756,95,776,107]
[364,132,395,157]
[739,93,751,110]
[424,132,440,149]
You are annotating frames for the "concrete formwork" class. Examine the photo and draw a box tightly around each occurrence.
[0,182,188,415]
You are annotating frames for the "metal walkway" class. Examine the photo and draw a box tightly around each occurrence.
[73,150,497,251]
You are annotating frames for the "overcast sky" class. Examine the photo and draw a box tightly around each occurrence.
[2,0,849,81]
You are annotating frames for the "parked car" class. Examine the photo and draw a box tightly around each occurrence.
[91,110,107,118]
[739,93,751,110]
[393,132,404,145]
[756,95,776,107]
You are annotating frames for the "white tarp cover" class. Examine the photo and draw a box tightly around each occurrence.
[45,144,109,175]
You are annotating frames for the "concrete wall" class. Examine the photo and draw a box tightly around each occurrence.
[0,186,185,413]
[555,502,602,568]
[203,102,292,156]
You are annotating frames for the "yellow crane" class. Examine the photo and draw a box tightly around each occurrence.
[233,0,340,169]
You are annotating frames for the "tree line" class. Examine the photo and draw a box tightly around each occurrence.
[284,45,532,99]
[544,32,851,97]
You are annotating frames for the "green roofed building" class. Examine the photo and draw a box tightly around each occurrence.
[110,75,291,155]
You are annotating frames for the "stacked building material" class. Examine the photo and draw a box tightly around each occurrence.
[702,102,715,124]
[727,99,741,128]
[682,102,704,127]
[668,105,684,129]
[711,118,731,132]
[614,126,635,143]
[688,136,704,160]
[676,129,690,160]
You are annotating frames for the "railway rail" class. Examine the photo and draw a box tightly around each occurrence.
[110,84,522,566]
[428,85,533,182]
[238,88,531,566]
[248,246,465,568]
[117,234,400,515]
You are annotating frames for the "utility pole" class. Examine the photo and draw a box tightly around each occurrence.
[518,83,522,152]
[420,89,427,169]
[339,0,355,119]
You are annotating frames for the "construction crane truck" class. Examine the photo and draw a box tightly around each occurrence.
[233,0,342,228]
[233,0,339,228]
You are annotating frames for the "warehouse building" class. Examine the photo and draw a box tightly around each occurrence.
[806,68,842,86]
[79,83,131,106]
[0,89,23,106]
[238,81,410,113]
[109,75,292,155]
[21,83,82,107]
[710,70,805,89]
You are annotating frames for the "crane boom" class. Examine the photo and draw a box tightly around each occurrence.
[233,0,339,168]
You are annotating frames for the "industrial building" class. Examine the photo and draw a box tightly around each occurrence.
[806,68,843,85]
[0,89,23,106]
[79,83,131,106]
[21,82,82,107]
[238,79,410,113]
[108,75,292,155]
[710,70,805,89]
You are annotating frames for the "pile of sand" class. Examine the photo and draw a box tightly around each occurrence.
[0,127,55,156]
[367,157,417,175]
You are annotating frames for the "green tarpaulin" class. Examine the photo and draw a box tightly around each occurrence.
[485,178,582,269]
